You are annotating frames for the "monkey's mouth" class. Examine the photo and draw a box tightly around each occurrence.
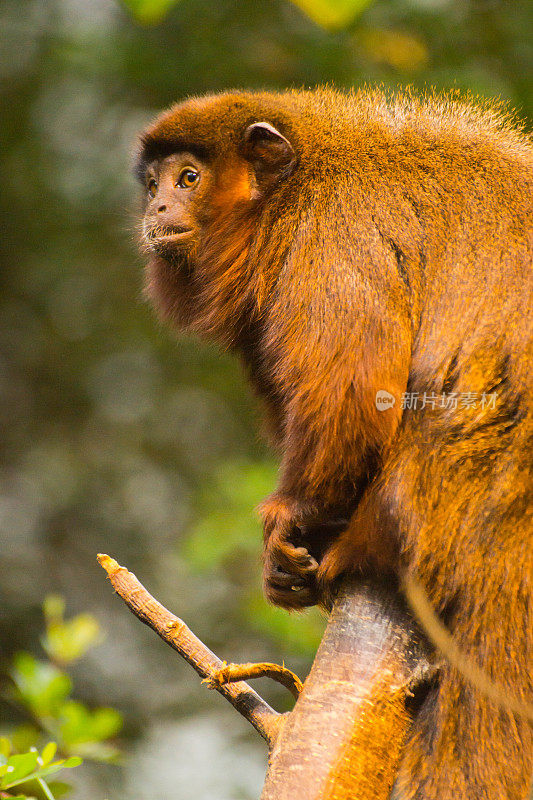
[148,225,195,248]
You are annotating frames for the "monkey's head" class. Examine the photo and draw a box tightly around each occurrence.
[135,92,311,341]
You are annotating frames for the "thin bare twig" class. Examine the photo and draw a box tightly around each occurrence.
[205,661,303,699]
[97,554,282,745]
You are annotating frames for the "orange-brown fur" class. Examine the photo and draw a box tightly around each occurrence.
[136,88,532,799]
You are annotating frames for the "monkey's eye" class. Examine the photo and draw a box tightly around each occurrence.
[177,168,199,189]
[147,178,158,199]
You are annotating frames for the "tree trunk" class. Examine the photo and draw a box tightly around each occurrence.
[261,577,431,800]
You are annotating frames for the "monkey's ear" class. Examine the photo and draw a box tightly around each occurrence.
[241,122,295,191]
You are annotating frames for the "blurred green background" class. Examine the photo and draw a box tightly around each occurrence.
[0,0,531,797]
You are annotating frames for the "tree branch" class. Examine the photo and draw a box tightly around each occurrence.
[98,555,434,799]
[260,577,434,800]
[206,661,303,700]
[97,554,282,746]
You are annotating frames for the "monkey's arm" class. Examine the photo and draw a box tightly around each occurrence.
[260,377,403,607]
[260,222,413,607]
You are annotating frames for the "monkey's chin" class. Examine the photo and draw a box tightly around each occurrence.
[149,232,196,266]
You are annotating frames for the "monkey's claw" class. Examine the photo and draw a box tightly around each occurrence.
[263,544,319,608]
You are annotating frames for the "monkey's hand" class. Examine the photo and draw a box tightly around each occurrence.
[259,493,320,609]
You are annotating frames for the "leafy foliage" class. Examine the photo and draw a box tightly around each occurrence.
[0,740,81,800]
[290,0,374,30]
[0,599,122,799]
[121,0,183,25]
[121,0,375,28]
[41,597,101,667]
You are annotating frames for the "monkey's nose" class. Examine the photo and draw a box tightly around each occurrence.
[157,204,167,214]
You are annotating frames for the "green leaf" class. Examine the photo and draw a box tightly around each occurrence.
[290,0,374,29]
[59,758,82,769]
[42,596,66,623]
[64,740,120,762]
[42,596,101,665]
[40,743,57,767]
[10,654,72,718]
[121,0,182,25]
[33,758,82,778]
[0,737,11,759]
[59,702,122,747]
[42,614,101,666]
[0,751,39,787]
[4,756,82,790]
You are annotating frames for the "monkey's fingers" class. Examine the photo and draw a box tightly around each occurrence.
[264,558,320,608]
[270,564,306,589]
[264,578,319,609]
[271,541,319,575]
